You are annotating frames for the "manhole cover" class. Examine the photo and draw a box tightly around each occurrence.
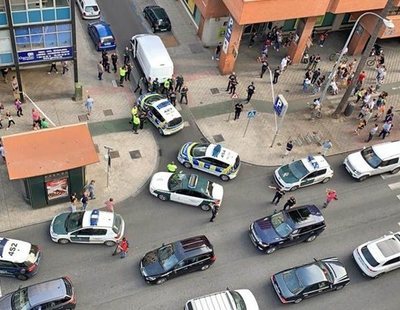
[210,88,219,95]
[285,90,290,93]
[129,150,142,159]
[277,142,282,146]
[188,43,204,54]
[213,134,224,143]
[160,34,179,48]
[103,109,113,116]
[78,114,88,122]
[94,144,99,153]
[109,151,120,159]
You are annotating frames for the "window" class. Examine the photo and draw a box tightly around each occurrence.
[91,229,107,235]
[11,0,26,11]
[380,158,399,167]
[56,0,69,7]
[176,189,191,195]
[0,260,15,267]
[27,0,42,9]
[75,228,93,235]
[0,0,5,12]
[383,257,400,266]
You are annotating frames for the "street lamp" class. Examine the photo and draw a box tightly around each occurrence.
[319,12,394,106]
[267,67,279,147]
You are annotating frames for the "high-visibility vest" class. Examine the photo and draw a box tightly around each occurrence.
[133,115,140,125]
[164,80,170,89]
[119,67,126,77]
[131,106,138,116]
[167,163,177,172]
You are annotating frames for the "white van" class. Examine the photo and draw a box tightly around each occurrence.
[184,289,259,310]
[76,0,100,19]
[130,34,173,83]
[344,140,400,181]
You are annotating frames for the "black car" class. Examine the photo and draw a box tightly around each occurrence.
[249,205,325,254]
[0,276,76,309]
[143,5,171,32]
[271,257,350,304]
[140,235,215,284]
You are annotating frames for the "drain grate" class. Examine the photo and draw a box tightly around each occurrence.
[103,109,113,116]
[210,88,219,95]
[78,114,88,122]
[129,150,142,159]
[188,43,204,54]
[213,134,224,143]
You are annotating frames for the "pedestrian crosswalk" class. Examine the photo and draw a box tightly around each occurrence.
[382,171,400,200]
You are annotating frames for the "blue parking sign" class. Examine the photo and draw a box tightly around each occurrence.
[273,95,288,117]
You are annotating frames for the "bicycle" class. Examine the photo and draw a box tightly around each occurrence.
[307,102,322,119]
[329,52,348,63]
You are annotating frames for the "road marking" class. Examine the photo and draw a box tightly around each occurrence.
[183,121,190,127]
[388,182,400,190]
[112,80,118,87]
[397,194,400,201]
[381,172,400,179]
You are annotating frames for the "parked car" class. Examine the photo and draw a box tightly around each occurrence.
[149,172,223,211]
[0,237,41,280]
[353,231,400,278]
[50,209,125,246]
[140,235,215,285]
[274,155,333,191]
[344,141,400,181]
[76,0,100,19]
[0,276,76,309]
[184,289,259,310]
[87,21,116,51]
[271,257,350,304]
[249,205,325,254]
[143,5,171,32]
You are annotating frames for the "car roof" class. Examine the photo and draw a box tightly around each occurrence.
[296,263,327,286]
[286,205,324,228]
[369,234,400,261]
[204,144,238,165]
[28,278,67,307]
[175,235,213,258]
[0,238,31,264]
[300,155,330,172]
[148,97,181,120]
[82,210,114,228]
[91,22,113,37]
[131,35,173,67]
[180,174,210,195]
[371,141,400,159]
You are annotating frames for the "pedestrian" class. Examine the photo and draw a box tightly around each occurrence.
[306,54,316,70]
[125,63,132,81]
[319,31,328,47]
[213,42,222,60]
[62,61,69,75]
[354,119,367,135]
[123,46,130,65]
[273,67,281,84]
[69,193,78,212]
[1,67,9,83]
[5,111,15,130]
[228,79,238,95]
[248,31,256,48]
[303,77,311,92]
[162,79,170,95]
[101,51,108,68]
[246,82,255,102]
[40,118,49,129]
[283,196,296,210]
[152,78,160,93]
[175,74,184,92]
[132,113,140,134]
[260,61,269,78]
[169,76,175,92]
[180,85,189,104]
[384,112,394,124]
[119,66,126,87]
[167,161,177,173]
[320,140,332,156]
[85,95,94,116]
[234,101,243,120]
[209,204,219,222]
[226,72,236,91]
[280,56,288,72]
[134,76,145,95]
[113,237,129,258]
[80,192,88,211]
[14,98,23,117]
[97,61,104,80]
[109,53,117,73]
[365,124,379,142]
[268,186,285,205]
[32,108,41,127]
[131,104,138,118]
[378,121,392,139]
[311,68,321,84]
[356,71,367,88]
[310,54,320,71]
[169,91,177,106]
[88,180,96,199]
[104,198,115,212]
[139,111,146,129]
[48,62,58,74]
[282,140,293,157]
[11,76,19,93]
[322,189,338,208]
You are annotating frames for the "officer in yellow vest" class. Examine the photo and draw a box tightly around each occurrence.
[162,79,170,94]
[167,161,177,173]
[119,66,127,87]
[132,114,140,134]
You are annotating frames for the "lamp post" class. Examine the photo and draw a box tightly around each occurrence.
[267,67,279,148]
[319,11,394,108]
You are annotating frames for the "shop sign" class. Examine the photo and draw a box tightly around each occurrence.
[222,17,234,54]
[45,171,69,201]
[18,46,73,64]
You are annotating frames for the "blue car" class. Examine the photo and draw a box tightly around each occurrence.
[88,21,116,51]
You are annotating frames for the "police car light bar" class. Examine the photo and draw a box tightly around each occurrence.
[90,209,100,226]
[212,144,222,157]
[188,174,198,188]
[307,155,319,169]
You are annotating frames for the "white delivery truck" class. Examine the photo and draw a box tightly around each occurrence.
[130,34,174,83]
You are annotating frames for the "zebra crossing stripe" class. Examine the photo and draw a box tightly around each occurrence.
[381,172,400,179]
[388,182,400,190]
[397,194,400,201]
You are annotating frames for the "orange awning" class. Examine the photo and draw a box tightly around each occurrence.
[2,123,99,180]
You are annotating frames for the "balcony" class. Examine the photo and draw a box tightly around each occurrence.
[329,0,400,14]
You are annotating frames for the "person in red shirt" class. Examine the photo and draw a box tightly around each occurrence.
[357,71,367,85]
[323,189,338,208]
[117,237,129,258]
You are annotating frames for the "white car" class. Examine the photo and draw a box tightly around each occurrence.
[353,231,400,278]
[50,210,125,246]
[149,172,223,211]
[274,155,333,191]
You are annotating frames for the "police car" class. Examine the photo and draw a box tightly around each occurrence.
[149,172,223,211]
[177,142,241,181]
[274,155,333,191]
[0,237,41,280]
[50,210,125,246]
[137,93,184,135]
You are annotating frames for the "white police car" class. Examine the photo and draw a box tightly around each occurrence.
[137,93,184,135]
[177,142,241,181]
[50,210,125,246]
[274,155,333,191]
[149,172,223,211]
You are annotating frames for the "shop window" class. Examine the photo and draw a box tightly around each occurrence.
[28,10,42,22]
[42,8,55,21]
[31,34,44,48]
[11,0,26,11]
[43,0,55,8]
[55,0,69,7]
[30,25,43,34]
[56,7,70,19]
[0,0,5,12]
[44,25,56,32]
[57,31,71,46]
[15,27,30,36]
[27,0,42,9]
[56,23,71,31]
[16,35,31,50]
[44,33,57,47]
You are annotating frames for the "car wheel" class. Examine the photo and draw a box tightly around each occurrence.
[391,167,400,174]
[373,273,382,279]
[156,277,167,285]
[305,234,317,242]
[220,174,230,182]
[201,264,210,271]
[104,240,116,247]
[58,238,70,244]
[335,284,344,291]
[16,274,28,281]
[265,246,276,254]
[183,162,192,169]
[290,185,299,191]
[358,175,369,182]
[321,177,331,184]
[201,204,212,211]
[158,194,168,201]
[294,298,303,304]
[158,128,164,135]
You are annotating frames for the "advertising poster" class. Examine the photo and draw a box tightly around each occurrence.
[46,178,69,201]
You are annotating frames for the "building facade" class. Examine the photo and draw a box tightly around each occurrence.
[185,0,400,74]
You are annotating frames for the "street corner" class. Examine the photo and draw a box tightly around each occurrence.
[86,130,159,208]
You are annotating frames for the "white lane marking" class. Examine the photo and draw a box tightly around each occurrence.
[183,121,190,127]
[397,194,400,201]
[381,172,400,179]
[388,182,400,190]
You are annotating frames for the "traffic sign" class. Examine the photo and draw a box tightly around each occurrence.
[231,93,238,99]
[247,110,257,119]
[273,94,288,117]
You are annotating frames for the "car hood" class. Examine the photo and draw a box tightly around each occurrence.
[0,293,12,310]
[324,259,349,283]
[273,273,296,299]
[235,289,259,310]
[253,217,282,244]
[211,183,224,201]
[50,213,69,235]
[345,152,372,174]
[149,172,171,192]
[141,250,165,276]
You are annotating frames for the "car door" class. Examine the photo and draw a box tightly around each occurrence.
[302,282,330,299]
[382,256,400,272]
[171,189,198,205]
[283,229,302,247]
[173,259,190,277]
[70,228,92,243]
[300,171,318,187]
[198,157,217,176]
[377,158,399,175]
[312,169,327,184]
[0,260,18,277]
[90,228,108,243]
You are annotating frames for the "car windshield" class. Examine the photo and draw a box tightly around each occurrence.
[271,212,293,238]
[11,288,31,310]
[278,160,309,183]
[167,117,183,128]
[85,5,99,13]
[157,244,179,270]
[168,173,186,191]
[65,212,84,232]
[190,144,208,157]
[112,214,122,234]
[229,291,246,310]
[145,94,164,105]
[360,146,382,169]
[361,245,379,267]
[283,269,304,295]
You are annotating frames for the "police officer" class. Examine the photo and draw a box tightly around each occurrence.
[269,186,285,205]
[169,91,177,106]
[139,111,147,130]
[210,204,220,222]
[152,78,160,93]
[119,66,127,87]
[226,72,236,91]
[283,196,296,210]
[167,161,177,173]
[162,79,170,95]
[175,75,184,92]
[180,85,189,104]
[132,114,140,134]
[246,82,255,102]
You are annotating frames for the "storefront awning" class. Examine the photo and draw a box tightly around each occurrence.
[2,123,99,180]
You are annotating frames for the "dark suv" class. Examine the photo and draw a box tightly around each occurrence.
[143,5,171,32]
[140,235,215,284]
[249,205,325,254]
